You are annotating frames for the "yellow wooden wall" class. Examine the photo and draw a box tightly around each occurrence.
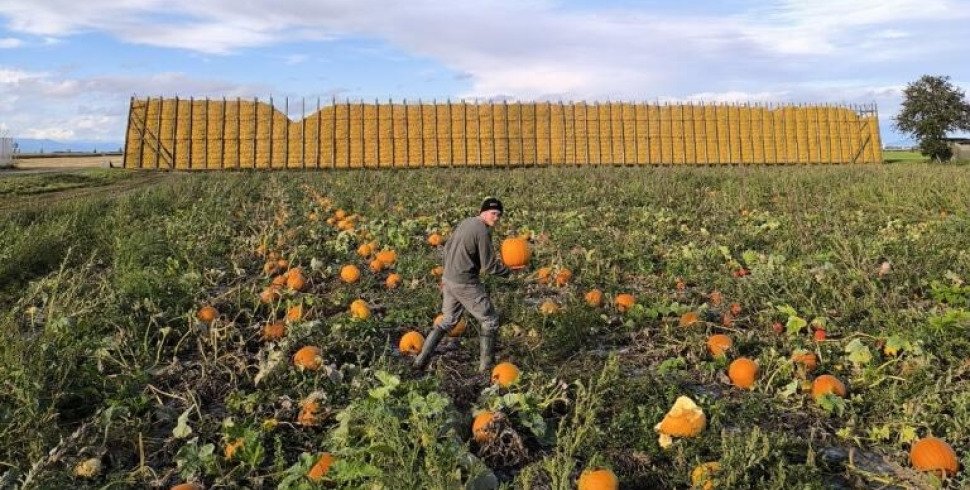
[124,98,882,169]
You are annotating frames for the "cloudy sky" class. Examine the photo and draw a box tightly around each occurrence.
[1,0,968,146]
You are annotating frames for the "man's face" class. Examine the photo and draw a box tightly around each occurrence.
[480,209,502,227]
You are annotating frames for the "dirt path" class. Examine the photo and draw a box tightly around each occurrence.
[0,171,171,212]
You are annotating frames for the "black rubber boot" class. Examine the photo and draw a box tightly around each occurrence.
[478,332,496,373]
[414,328,447,370]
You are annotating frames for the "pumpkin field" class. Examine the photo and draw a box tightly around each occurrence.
[1,163,968,489]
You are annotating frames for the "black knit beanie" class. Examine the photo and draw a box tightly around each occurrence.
[480,197,504,214]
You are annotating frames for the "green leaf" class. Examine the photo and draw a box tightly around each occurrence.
[173,408,194,439]
[844,339,872,366]
[785,316,807,335]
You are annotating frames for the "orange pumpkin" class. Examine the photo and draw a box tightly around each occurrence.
[585,289,604,307]
[539,299,560,316]
[811,375,846,400]
[340,264,361,283]
[427,233,444,246]
[434,314,467,337]
[376,249,397,267]
[307,452,334,481]
[261,321,286,341]
[728,358,758,389]
[679,311,699,327]
[334,209,347,220]
[791,351,818,372]
[170,483,204,490]
[472,411,497,443]
[577,467,619,490]
[500,238,530,268]
[369,259,385,273]
[491,362,521,387]
[259,287,281,304]
[536,267,552,285]
[615,293,636,312]
[707,334,732,357]
[356,242,374,258]
[271,274,288,287]
[709,290,723,306]
[431,265,444,277]
[385,273,402,289]
[349,299,370,320]
[655,396,707,439]
[286,270,306,291]
[398,331,425,355]
[554,269,573,287]
[297,400,319,427]
[909,437,959,476]
[730,302,742,316]
[293,346,322,371]
[195,306,218,324]
[224,438,244,460]
[285,304,304,323]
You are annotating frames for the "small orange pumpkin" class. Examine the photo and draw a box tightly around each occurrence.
[434,314,467,337]
[286,269,306,291]
[170,483,204,490]
[472,411,498,443]
[293,346,322,371]
[709,290,723,306]
[224,438,244,460]
[585,289,603,307]
[307,452,334,481]
[500,237,530,269]
[536,267,552,285]
[356,242,374,258]
[376,249,397,267]
[285,304,304,323]
[195,306,218,324]
[728,358,758,389]
[707,334,732,357]
[577,467,619,490]
[340,264,361,283]
[398,331,425,355]
[369,259,385,273]
[811,374,846,400]
[615,293,636,312]
[539,299,560,316]
[259,287,281,304]
[491,362,521,387]
[261,321,286,341]
[909,436,959,476]
[349,299,370,320]
[427,233,444,246]
[791,351,818,372]
[271,274,288,287]
[431,265,444,277]
[385,273,402,289]
[554,269,573,287]
[297,400,320,427]
[679,311,699,327]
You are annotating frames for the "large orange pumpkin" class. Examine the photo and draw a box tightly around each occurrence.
[307,452,334,481]
[577,467,619,490]
[398,331,425,355]
[728,358,758,389]
[909,436,959,476]
[472,411,498,443]
[293,346,322,371]
[500,238,530,268]
[707,334,732,357]
[811,375,846,400]
[491,362,521,387]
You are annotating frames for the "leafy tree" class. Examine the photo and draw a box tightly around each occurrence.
[894,75,970,161]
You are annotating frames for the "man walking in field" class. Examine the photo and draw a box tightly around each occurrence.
[414,197,522,372]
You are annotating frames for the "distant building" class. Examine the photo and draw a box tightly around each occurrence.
[946,137,970,160]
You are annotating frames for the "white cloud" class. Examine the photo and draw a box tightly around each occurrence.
[0,37,24,48]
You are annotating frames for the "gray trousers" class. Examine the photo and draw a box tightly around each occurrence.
[436,278,500,334]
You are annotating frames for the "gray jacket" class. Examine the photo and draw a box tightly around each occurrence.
[442,217,511,284]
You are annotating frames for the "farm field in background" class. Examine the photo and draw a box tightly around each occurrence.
[1,164,968,488]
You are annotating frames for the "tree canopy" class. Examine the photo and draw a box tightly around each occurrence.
[894,75,970,162]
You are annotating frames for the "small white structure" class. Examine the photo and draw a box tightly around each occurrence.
[947,138,970,160]
[0,136,14,168]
